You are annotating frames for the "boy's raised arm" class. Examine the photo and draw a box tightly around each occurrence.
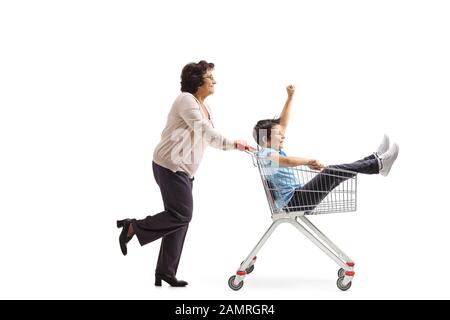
[279,85,296,133]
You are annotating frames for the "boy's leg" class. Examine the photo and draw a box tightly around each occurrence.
[287,158,379,211]
[361,154,376,161]
[331,157,379,175]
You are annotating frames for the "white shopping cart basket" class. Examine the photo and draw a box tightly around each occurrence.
[228,151,357,291]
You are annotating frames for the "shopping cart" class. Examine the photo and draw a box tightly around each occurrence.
[228,150,357,291]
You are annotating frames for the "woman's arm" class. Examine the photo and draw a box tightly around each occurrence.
[178,95,234,150]
[177,94,255,151]
[279,85,296,133]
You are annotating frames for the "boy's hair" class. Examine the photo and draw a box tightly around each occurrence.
[253,118,281,146]
[180,60,215,94]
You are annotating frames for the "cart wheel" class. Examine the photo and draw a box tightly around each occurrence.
[336,276,352,291]
[228,275,244,291]
[338,268,345,278]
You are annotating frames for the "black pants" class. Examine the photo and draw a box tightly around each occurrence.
[131,162,193,277]
[286,154,379,212]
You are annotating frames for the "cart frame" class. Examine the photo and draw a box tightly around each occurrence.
[228,151,357,291]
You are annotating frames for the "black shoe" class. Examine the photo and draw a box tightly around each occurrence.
[117,219,133,256]
[155,273,188,287]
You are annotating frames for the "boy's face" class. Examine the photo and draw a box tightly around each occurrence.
[268,125,285,150]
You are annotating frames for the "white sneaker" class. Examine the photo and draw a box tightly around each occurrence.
[376,134,390,156]
[379,143,399,176]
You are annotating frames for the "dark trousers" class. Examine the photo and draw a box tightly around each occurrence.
[131,162,193,277]
[286,154,379,211]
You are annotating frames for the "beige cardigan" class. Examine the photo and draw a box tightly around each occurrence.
[153,92,235,177]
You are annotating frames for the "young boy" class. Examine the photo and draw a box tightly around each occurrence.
[253,85,399,211]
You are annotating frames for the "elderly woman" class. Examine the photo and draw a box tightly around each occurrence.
[116,60,252,287]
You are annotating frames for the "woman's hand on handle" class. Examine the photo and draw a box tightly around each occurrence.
[235,140,257,152]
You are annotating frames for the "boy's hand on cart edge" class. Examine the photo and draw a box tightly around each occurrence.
[286,85,296,98]
[235,140,257,152]
[307,159,323,171]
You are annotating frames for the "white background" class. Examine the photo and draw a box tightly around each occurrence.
[1,0,450,300]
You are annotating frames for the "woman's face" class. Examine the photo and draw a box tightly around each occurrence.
[196,69,216,98]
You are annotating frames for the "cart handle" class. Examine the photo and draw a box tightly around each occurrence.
[245,149,258,167]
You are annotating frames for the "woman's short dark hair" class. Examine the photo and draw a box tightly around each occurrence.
[253,118,281,146]
[180,60,215,94]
